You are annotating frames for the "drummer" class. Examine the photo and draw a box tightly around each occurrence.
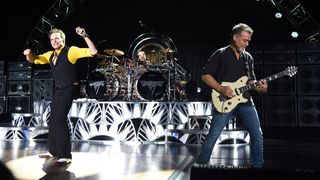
[136,50,150,72]
[137,51,148,65]
[137,50,166,72]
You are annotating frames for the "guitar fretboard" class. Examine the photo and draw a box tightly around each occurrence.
[239,71,287,93]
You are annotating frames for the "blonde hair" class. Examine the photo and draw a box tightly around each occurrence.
[49,28,66,43]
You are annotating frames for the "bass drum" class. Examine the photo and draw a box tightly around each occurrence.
[86,73,119,100]
[133,71,166,101]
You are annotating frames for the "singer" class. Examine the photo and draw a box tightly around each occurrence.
[23,26,97,167]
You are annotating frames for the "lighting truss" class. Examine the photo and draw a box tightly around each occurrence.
[19,0,85,59]
[268,0,320,42]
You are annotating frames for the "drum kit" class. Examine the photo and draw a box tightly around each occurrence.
[81,33,193,101]
[82,47,180,101]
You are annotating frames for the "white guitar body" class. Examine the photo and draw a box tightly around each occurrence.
[211,76,249,113]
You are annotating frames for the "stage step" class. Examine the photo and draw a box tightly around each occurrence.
[166,128,249,145]
[165,115,250,145]
[0,124,48,140]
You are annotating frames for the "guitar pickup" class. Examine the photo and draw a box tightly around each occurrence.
[218,95,227,101]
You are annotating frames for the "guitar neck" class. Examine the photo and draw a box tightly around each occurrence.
[240,70,287,93]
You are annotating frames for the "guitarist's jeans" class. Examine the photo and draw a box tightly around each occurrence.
[196,104,264,168]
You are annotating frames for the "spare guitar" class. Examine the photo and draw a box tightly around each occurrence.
[211,66,298,113]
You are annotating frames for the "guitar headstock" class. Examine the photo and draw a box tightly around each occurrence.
[285,66,298,77]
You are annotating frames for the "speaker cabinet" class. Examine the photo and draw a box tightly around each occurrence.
[297,42,320,53]
[33,69,52,78]
[264,53,296,65]
[252,53,264,65]
[298,96,320,127]
[254,64,263,80]
[0,76,6,97]
[7,62,32,71]
[0,61,4,75]
[0,97,5,114]
[264,43,296,54]
[297,65,320,95]
[264,96,296,126]
[33,78,54,101]
[264,66,296,95]
[8,71,32,80]
[7,96,31,113]
[0,97,6,123]
[297,53,320,64]
[7,81,32,95]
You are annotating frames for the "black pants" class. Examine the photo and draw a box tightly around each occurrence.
[48,85,74,159]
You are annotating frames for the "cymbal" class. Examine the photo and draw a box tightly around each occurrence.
[103,48,124,56]
[160,48,175,53]
[95,54,111,59]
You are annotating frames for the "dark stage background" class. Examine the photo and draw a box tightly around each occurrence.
[1,0,320,139]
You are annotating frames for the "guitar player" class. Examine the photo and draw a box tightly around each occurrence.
[196,23,268,168]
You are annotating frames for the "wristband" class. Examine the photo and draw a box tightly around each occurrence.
[82,33,89,38]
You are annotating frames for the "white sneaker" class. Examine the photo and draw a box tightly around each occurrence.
[39,152,54,158]
[56,158,72,165]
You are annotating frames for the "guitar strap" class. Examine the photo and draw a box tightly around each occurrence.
[242,52,255,80]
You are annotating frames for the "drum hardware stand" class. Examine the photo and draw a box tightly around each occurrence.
[166,65,171,101]
[162,57,170,101]
[172,59,177,101]
[124,61,137,101]
[161,48,177,101]
[166,59,177,101]
[126,69,132,101]
[111,55,120,64]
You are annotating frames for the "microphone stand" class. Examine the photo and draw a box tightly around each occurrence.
[173,59,177,101]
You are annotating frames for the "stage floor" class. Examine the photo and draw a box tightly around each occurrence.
[1,138,320,180]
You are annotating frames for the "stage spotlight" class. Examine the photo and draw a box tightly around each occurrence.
[291,31,299,38]
[275,12,282,19]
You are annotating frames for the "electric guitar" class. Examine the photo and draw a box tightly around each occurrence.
[211,66,298,113]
